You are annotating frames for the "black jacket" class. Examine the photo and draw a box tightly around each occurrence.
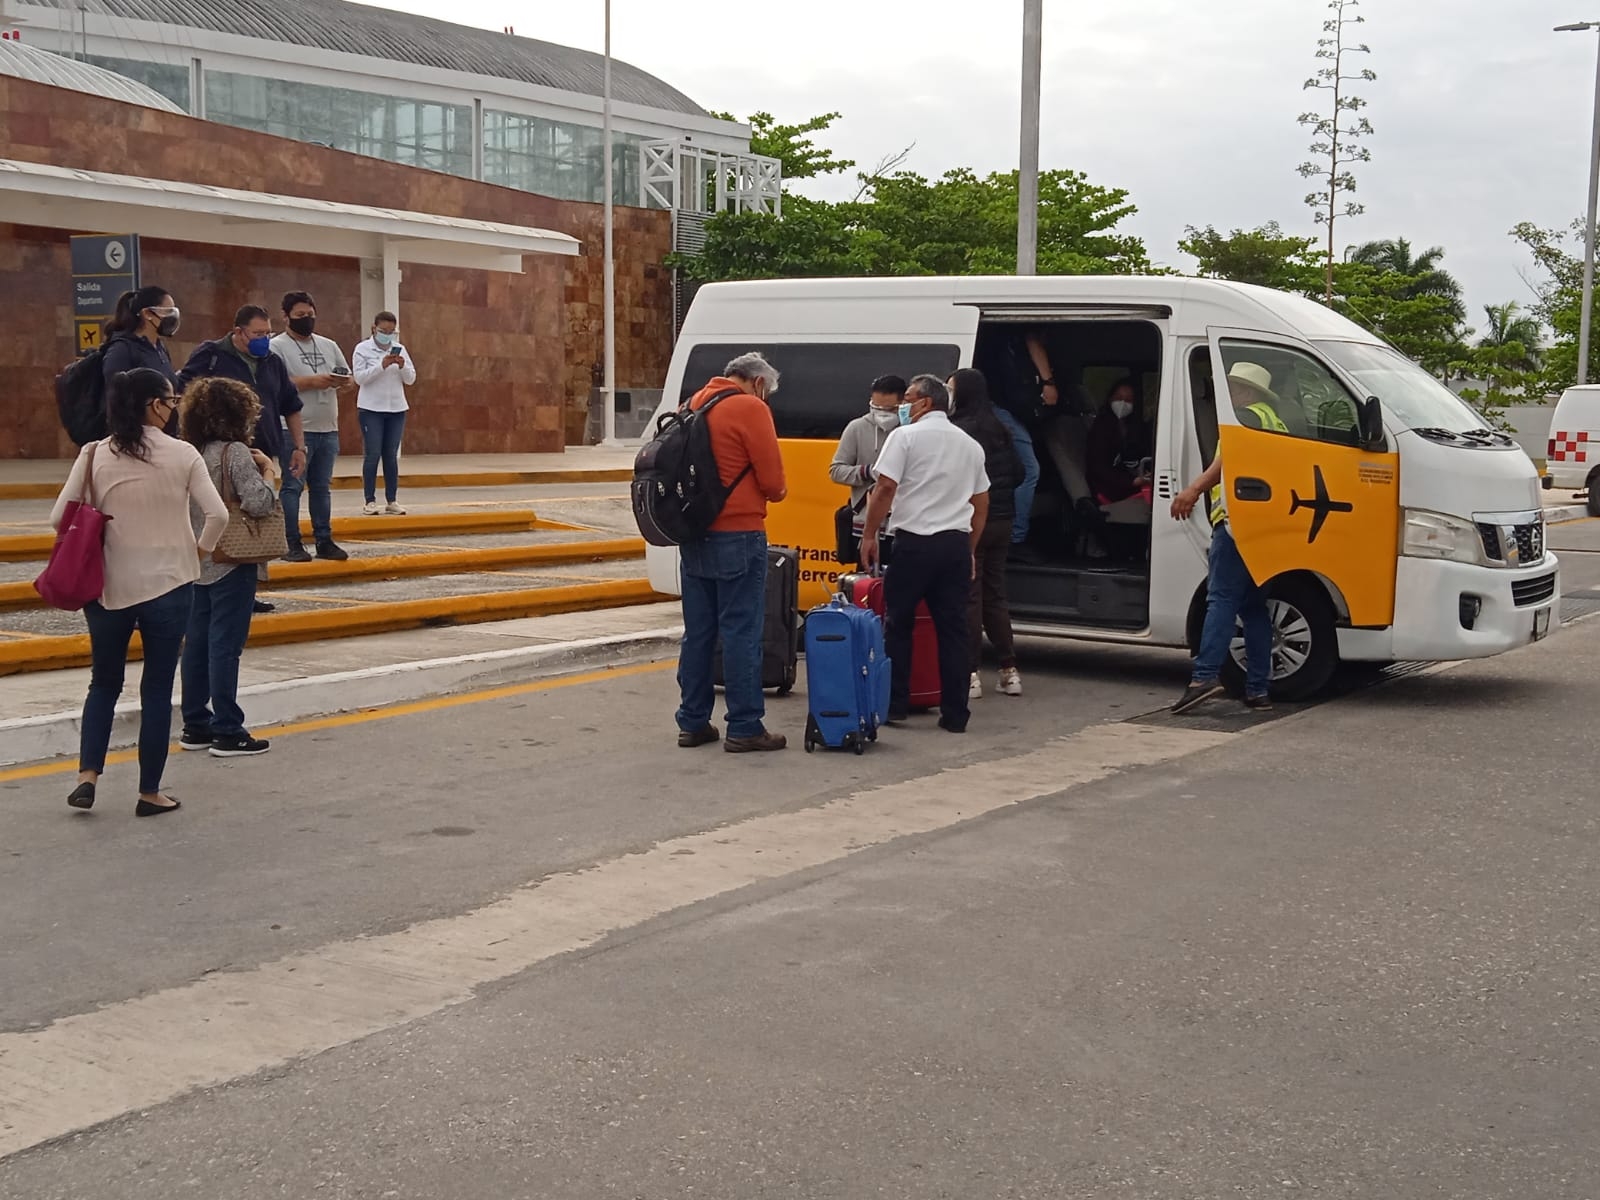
[103,332,179,436]
[177,337,303,458]
[952,401,1025,520]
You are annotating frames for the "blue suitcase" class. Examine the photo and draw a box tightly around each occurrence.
[803,599,892,755]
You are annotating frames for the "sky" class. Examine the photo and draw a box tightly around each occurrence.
[373,0,1589,330]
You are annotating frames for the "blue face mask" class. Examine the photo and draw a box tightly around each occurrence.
[897,402,914,427]
[374,330,396,348]
[246,335,272,358]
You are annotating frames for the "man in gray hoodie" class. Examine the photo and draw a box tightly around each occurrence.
[829,374,905,567]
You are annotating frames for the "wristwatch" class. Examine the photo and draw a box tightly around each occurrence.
[294,444,307,454]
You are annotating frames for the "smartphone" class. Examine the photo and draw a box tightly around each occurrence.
[332,366,351,377]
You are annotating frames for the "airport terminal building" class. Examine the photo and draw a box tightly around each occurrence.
[0,0,778,458]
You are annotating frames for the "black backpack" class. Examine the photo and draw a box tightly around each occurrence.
[55,345,110,446]
[632,387,752,547]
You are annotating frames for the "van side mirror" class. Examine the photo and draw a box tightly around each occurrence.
[1359,396,1385,451]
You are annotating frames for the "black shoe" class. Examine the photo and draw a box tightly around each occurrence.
[725,730,787,753]
[1008,543,1048,565]
[135,796,181,817]
[178,727,213,752]
[316,539,349,562]
[678,725,720,748]
[1243,694,1274,711]
[67,781,95,810]
[281,543,313,564]
[1171,681,1226,715]
[253,600,276,614]
[210,734,270,758]
[885,708,909,725]
[937,717,968,734]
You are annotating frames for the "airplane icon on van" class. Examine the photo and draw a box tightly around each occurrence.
[1289,465,1354,544]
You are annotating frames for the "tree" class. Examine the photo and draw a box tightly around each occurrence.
[1347,237,1465,320]
[1331,261,1464,379]
[1178,222,1322,292]
[1476,301,1543,372]
[709,110,856,182]
[1510,218,1596,390]
[1297,0,1376,304]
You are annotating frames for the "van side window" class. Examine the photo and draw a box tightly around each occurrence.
[1217,340,1363,448]
[679,343,962,440]
[1189,346,1219,464]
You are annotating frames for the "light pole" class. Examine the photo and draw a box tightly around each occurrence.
[1016,0,1042,275]
[1557,21,1600,384]
[601,0,618,443]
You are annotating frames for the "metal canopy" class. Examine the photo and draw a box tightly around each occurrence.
[0,158,580,272]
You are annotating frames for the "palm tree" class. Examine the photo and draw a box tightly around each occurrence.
[1477,301,1544,371]
[1348,237,1466,320]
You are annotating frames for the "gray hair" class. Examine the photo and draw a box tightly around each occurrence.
[905,373,950,412]
[723,352,780,393]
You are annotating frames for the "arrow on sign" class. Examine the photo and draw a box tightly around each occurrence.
[104,242,126,270]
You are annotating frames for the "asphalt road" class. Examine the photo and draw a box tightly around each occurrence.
[0,523,1597,1198]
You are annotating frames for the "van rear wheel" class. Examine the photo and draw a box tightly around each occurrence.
[1220,578,1338,701]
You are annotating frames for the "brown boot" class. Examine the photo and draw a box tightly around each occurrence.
[724,730,787,753]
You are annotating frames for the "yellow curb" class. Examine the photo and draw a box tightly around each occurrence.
[0,578,666,676]
[0,538,644,611]
[0,510,550,563]
[0,468,634,502]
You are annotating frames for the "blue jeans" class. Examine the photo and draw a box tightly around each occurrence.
[280,430,339,544]
[180,566,258,739]
[994,407,1039,543]
[359,410,406,504]
[676,531,768,739]
[1192,523,1273,697]
[80,584,193,794]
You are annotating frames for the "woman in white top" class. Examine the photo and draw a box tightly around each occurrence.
[50,368,229,817]
[351,310,416,516]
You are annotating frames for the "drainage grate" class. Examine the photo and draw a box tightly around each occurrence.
[1563,590,1600,624]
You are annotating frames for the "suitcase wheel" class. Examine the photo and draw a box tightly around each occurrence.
[852,735,865,756]
[804,735,815,753]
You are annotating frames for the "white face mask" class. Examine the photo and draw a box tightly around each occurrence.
[869,407,901,429]
[1110,399,1134,420]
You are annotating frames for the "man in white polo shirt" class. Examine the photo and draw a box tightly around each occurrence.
[860,373,991,733]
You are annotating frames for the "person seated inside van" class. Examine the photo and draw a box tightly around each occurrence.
[1086,377,1154,554]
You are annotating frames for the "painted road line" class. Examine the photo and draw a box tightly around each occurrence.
[0,721,1232,1160]
[0,579,665,676]
[0,659,677,784]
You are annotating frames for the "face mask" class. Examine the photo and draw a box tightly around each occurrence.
[870,407,900,429]
[246,335,272,358]
[1111,399,1134,420]
[897,402,914,427]
[373,330,396,348]
[156,313,180,338]
[289,316,316,337]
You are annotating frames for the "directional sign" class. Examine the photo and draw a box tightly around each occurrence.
[76,321,101,353]
[70,234,140,355]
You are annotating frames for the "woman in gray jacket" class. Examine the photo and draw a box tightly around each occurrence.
[828,375,905,566]
[177,377,281,759]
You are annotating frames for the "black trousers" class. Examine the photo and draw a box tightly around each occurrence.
[884,529,973,730]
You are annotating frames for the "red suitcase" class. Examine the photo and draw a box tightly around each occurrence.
[839,572,942,711]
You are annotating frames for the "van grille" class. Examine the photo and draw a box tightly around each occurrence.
[1477,521,1545,565]
[1511,573,1557,607]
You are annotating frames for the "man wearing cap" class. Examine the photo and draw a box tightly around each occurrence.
[1168,361,1289,715]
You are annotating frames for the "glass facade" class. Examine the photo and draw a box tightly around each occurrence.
[204,70,474,178]
[483,109,644,205]
[83,54,190,110]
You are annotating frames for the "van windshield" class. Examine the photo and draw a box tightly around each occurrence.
[1315,340,1489,436]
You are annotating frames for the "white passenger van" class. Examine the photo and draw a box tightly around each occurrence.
[1543,383,1600,516]
[645,276,1559,698]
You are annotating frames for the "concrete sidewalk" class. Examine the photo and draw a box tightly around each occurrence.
[0,601,682,767]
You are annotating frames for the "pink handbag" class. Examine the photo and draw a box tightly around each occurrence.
[33,442,111,611]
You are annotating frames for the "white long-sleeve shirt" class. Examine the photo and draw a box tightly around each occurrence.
[50,431,229,611]
[352,338,416,413]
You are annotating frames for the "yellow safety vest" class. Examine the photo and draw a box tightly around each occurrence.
[1208,402,1288,526]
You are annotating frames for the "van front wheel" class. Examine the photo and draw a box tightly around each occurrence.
[1220,578,1338,701]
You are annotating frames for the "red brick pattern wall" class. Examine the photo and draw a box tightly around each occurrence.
[0,74,676,458]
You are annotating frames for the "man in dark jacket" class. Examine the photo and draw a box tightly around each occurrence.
[178,305,305,477]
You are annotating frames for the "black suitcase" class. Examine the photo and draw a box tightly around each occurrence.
[713,543,799,695]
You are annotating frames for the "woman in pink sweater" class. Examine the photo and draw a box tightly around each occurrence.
[51,368,229,817]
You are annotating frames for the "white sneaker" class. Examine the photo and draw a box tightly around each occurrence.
[969,672,983,699]
[363,501,380,515]
[384,501,407,515]
[998,667,1022,697]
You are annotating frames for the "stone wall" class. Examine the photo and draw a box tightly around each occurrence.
[0,74,675,458]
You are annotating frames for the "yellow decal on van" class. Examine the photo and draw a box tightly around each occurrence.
[1218,426,1400,627]
[768,438,854,607]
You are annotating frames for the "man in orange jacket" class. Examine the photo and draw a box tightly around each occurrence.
[675,352,790,753]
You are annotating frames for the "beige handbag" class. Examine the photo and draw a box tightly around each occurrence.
[211,443,288,565]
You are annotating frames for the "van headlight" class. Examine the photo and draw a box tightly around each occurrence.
[1401,509,1483,564]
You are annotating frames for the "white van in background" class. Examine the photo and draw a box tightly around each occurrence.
[1544,384,1600,516]
[647,276,1559,698]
